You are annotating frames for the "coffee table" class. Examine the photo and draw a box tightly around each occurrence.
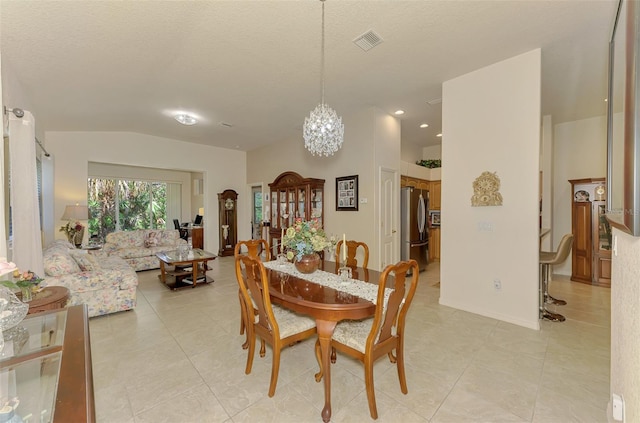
[156,248,217,290]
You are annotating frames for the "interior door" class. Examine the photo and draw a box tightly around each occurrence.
[379,167,398,270]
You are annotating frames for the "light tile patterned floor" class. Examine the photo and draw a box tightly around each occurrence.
[90,258,610,422]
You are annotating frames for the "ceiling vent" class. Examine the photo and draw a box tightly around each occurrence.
[353,30,383,52]
[220,122,234,128]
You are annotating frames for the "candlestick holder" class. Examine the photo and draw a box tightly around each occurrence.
[277,253,288,267]
[338,266,352,281]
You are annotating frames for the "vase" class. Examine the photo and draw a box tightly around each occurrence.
[19,286,32,302]
[72,228,84,248]
[294,253,321,274]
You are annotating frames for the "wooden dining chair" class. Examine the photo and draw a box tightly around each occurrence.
[234,239,271,349]
[235,254,317,397]
[318,259,419,419]
[335,240,369,268]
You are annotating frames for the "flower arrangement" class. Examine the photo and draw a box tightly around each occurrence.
[59,221,84,243]
[282,218,336,261]
[0,269,43,291]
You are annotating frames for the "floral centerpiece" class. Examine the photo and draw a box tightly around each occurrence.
[0,268,43,302]
[282,218,336,273]
[60,221,85,247]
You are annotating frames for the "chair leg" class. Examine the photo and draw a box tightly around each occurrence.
[245,328,256,375]
[396,342,408,394]
[364,357,378,420]
[544,264,567,306]
[330,347,337,364]
[314,339,323,382]
[268,345,281,397]
[540,263,565,322]
[260,338,266,357]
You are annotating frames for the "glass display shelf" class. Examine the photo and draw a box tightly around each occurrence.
[0,306,94,423]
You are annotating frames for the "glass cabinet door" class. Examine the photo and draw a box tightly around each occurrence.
[597,203,612,252]
[311,188,323,222]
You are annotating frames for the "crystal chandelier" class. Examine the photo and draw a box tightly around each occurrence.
[303,0,344,157]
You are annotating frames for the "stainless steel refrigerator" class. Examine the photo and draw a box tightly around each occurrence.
[401,186,429,272]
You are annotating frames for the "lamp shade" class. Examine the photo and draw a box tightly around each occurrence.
[198,207,204,216]
[61,205,90,221]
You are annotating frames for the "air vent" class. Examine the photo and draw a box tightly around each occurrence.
[353,30,383,52]
[220,122,234,128]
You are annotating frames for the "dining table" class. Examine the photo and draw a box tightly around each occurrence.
[262,260,382,423]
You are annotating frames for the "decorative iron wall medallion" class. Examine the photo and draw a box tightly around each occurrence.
[471,171,503,207]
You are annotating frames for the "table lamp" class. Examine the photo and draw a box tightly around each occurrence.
[60,204,90,247]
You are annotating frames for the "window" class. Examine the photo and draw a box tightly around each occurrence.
[252,186,263,239]
[88,178,170,240]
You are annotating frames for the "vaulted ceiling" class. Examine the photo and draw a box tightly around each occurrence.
[1,0,617,153]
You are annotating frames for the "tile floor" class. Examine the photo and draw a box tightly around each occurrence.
[90,257,610,422]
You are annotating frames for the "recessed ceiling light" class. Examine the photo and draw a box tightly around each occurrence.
[420,123,429,128]
[175,113,198,125]
[436,133,442,137]
[394,110,405,115]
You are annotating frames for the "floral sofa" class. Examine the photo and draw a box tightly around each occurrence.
[41,240,138,317]
[102,229,187,271]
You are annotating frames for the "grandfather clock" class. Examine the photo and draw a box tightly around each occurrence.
[218,189,238,256]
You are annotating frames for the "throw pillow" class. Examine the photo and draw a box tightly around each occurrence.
[70,252,100,272]
[43,252,81,276]
[144,232,158,248]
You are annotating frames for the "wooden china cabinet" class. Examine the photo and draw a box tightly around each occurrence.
[569,178,611,287]
[268,171,324,255]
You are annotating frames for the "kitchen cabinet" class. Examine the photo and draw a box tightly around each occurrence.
[401,175,441,262]
[428,228,440,261]
[429,180,441,210]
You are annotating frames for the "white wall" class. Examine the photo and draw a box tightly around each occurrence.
[440,49,541,329]
[422,145,442,160]
[610,228,640,422]
[540,115,553,251]
[552,116,607,275]
[45,131,246,254]
[247,106,400,270]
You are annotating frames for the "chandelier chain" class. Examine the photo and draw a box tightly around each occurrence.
[302,0,344,157]
[320,0,325,105]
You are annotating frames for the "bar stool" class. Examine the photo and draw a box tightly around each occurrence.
[539,233,573,322]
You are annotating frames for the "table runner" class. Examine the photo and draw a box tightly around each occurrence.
[263,260,391,307]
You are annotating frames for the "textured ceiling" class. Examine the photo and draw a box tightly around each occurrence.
[0,0,618,152]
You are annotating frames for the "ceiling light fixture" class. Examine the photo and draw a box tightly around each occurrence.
[436,133,443,137]
[303,0,344,157]
[175,113,198,126]
[420,123,429,128]
[394,110,405,115]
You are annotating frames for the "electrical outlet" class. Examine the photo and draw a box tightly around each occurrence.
[612,393,624,421]
[493,279,501,290]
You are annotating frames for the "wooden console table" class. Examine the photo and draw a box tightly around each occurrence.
[0,305,95,422]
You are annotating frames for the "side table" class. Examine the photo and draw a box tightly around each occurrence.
[25,286,71,315]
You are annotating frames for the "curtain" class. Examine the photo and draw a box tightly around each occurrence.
[165,183,182,225]
[0,134,6,259]
[8,111,44,276]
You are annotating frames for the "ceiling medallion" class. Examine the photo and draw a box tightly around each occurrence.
[303,0,344,157]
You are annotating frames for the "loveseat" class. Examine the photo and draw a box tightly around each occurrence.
[42,240,138,317]
[102,229,187,271]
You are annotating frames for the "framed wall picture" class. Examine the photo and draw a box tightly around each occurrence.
[336,175,359,211]
[429,210,441,227]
